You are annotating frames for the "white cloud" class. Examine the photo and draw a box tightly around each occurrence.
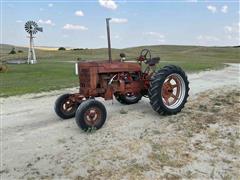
[63,24,88,31]
[75,10,84,16]
[16,20,23,23]
[224,23,240,40]
[111,18,128,24]
[224,26,233,33]
[112,34,120,39]
[38,19,55,26]
[144,32,165,43]
[63,34,69,38]
[99,0,117,10]
[144,32,165,39]
[224,23,240,33]
[48,3,53,7]
[207,5,217,13]
[221,5,228,13]
[197,35,219,42]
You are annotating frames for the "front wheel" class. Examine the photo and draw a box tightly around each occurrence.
[149,65,189,115]
[75,99,107,131]
[54,94,78,119]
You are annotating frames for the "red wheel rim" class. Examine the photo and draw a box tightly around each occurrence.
[84,107,102,126]
[61,99,75,113]
[161,73,186,109]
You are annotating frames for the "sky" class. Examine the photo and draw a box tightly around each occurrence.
[1,0,239,48]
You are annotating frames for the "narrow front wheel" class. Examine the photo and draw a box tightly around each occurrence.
[54,94,78,119]
[75,99,107,131]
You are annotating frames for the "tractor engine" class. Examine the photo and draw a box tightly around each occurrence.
[78,61,146,100]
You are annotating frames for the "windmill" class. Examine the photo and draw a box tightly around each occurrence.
[25,21,43,64]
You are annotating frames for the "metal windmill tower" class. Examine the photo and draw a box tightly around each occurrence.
[25,21,43,64]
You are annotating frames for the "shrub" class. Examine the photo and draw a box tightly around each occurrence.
[72,48,84,51]
[58,47,66,51]
[9,47,16,54]
[18,50,23,53]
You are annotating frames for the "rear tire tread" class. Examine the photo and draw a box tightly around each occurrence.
[149,65,189,115]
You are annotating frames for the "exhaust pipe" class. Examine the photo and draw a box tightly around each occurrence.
[106,18,112,63]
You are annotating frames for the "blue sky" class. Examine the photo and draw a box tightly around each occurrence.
[1,0,239,48]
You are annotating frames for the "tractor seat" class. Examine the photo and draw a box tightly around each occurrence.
[145,57,160,66]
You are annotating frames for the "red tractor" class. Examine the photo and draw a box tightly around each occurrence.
[55,18,189,131]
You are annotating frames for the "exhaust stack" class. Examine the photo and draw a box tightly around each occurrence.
[106,18,112,63]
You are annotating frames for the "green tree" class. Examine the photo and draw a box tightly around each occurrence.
[58,47,66,51]
[9,47,16,54]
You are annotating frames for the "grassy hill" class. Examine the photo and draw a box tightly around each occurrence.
[0,44,239,97]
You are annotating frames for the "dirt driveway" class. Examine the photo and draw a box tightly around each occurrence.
[1,64,239,179]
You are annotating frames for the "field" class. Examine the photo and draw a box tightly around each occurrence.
[0,44,239,97]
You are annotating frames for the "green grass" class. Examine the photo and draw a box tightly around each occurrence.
[0,60,78,97]
[0,44,239,97]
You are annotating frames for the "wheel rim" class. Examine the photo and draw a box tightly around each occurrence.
[84,107,102,126]
[161,73,186,109]
[61,99,75,114]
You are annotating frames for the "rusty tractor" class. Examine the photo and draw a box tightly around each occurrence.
[55,18,189,131]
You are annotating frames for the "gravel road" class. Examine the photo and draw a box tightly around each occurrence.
[1,63,239,179]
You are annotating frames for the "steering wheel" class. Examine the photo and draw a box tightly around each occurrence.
[139,49,151,63]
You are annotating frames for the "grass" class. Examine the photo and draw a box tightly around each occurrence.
[0,44,239,97]
[0,60,78,97]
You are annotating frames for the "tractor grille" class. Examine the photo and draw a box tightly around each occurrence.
[79,68,90,88]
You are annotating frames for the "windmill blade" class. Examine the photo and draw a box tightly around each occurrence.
[36,27,43,32]
[24,20,41,34]
[32,21,38,27]
[32,29,38,34]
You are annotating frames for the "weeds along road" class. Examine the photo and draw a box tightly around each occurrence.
[1,63,239,179]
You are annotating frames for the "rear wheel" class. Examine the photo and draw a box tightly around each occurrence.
[149,65,189,115]
[114,92,142,105]
[54,94,78,119]
[75,99,107,131]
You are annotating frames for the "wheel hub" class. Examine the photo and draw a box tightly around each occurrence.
[62,99,75,113]
[161,74,185,108]
[89,110,97,119]
[162,82,175,100]
[85,107,101,126]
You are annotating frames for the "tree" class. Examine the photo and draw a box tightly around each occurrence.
[9,47,16,54]
[58,47,66,51]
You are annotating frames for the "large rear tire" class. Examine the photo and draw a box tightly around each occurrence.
[114,93,142,105]
[75,99,107,131]
[149,65,189,115]
[54,94,78,119]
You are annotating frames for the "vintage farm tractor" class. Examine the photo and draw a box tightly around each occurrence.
[55,18,189,131]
